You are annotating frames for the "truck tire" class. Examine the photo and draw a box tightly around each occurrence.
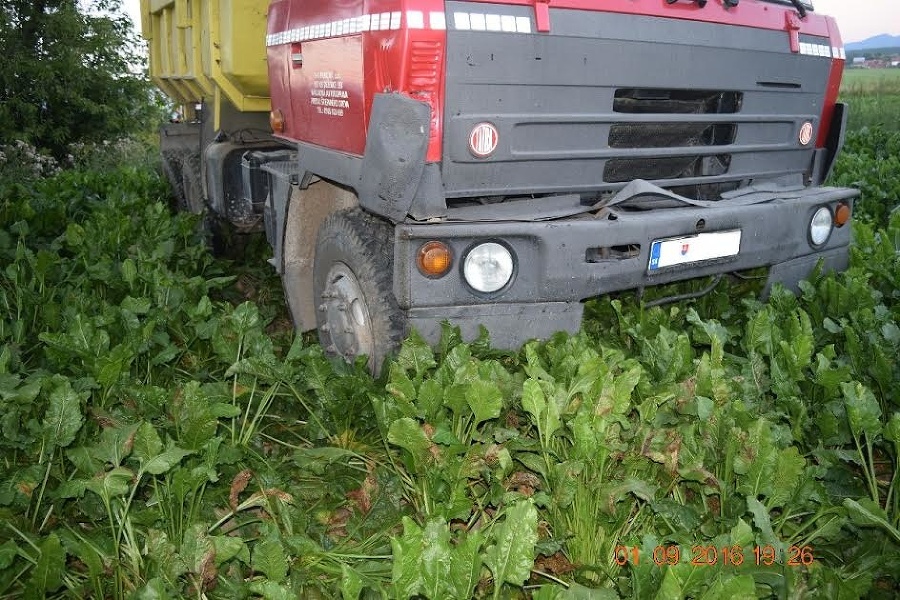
[312,208,406,374]
[179,153,251,258]
[180,154,204,214]
[161,150,187,211]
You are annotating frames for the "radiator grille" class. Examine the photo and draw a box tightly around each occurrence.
[604,154,732,184]
[613,89,742,114]
[608,123,736,149]
[605,89,742,197]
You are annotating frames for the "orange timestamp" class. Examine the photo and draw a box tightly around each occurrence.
[613,544,815,568]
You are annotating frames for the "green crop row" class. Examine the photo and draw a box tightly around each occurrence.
[840,69,900,132]
[0,128,898,599]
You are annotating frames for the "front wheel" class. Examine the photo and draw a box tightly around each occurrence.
[313,208,406,374]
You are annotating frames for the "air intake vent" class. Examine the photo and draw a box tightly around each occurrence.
[604,155,732,184]
[609,123,736,149]
[613,89,742,114]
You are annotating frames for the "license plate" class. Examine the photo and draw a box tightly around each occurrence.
[648,230,742,271]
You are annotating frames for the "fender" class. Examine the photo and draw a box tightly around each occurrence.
[357,93,431,222]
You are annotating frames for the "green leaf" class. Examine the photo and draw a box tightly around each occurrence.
[747,307,774,356]
[174,382,220,451]
[885,412,900,443]
[641,326,693,384]
[65,222,85,248]
[341,564,365,600]
[211,536,247,566]
[531,585,561,600]
[597,363,642,418]
[421,519,453,599]
[252,538,289,583]
[92,422,141,467]
[745,496,776,546]
[95,343,134,388]
[599,477,657,515]
[132,422,163,463]
[842,381,882,438]
[84,467,134,500]
[386,365,417,411]
[42,378,84,449]
[55,479,88,499]
[141,447,192,476]
[767,446,806,508]
[448,531,484,600]
[784,309,814,375]
[467,379,503,425]
[730,518,754,548]
[697,574,756,600]
[484,499,538,590]
[121,258,137,285]
[0,540,18,570]
[391,517,482,600]
[387,417,432,465]
[121,294,152,321]
[522,378,560,447]
[232,301,262,336]
[66,446,103,476]
[843,498,900,543]
[132,578,171,600]
[443,384,469,419]
[882,321,900,347]
[248,581,295,600]
[391,517,424,598]
[418,378,445,422]
[439,321,464,357]
[733,419,777,497]
[397,330,437,379]
[655,564,684,600]
[559,584,620,599]
[524,343,554,383]
[24,534,65,600]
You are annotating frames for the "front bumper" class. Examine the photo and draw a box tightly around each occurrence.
[394,186,857,346]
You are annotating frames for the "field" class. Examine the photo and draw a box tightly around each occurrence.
[0,111,899,596]
[840,68,900,131]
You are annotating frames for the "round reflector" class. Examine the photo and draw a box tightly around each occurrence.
[799,121,814,146]
[416,241,453,278]
[469,122,499,158]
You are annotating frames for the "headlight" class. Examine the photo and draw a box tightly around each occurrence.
[809,206,833,247]
[463,242,514,293]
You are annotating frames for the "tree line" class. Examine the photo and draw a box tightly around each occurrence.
[0,0,163,158]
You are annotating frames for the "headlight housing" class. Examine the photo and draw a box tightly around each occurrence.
[809,206,833,247]
[463,242,514,293]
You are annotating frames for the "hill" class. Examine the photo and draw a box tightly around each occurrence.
[846,34,900,51]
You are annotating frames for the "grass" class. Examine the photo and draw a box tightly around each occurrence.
[840,68,900,131]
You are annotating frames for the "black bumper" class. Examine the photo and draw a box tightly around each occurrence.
[394,186,857,346]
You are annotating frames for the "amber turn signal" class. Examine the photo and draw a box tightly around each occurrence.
[270,109,285,133]
[834,203,851,228]
[417,241,453,278]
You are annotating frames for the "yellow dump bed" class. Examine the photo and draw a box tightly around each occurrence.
[140,0,270,113]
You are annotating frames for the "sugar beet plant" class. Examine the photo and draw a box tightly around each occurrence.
[0,129,898,599]
[0,165,393,598]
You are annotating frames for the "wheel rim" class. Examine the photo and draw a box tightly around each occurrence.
[321,262,375,363]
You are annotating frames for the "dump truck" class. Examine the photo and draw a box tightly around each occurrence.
[141,0,857,372]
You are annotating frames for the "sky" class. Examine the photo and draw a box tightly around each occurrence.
[121,0,898,44]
